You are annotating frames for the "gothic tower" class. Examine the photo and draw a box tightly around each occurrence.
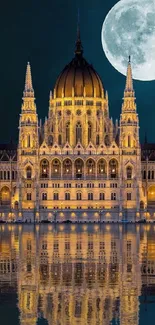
[119,57,145,212]
[17,62,39,213]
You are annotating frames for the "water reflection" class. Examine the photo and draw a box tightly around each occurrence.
[0,224,154,324]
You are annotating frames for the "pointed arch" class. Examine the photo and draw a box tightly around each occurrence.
[26,166,32,179]
[128,134,131,147]
[96,135,100,145]
[86,158,95,179]
[0,186,11,206]
[40,159,49,179]
[48,135,53,146]
[126,166,132,179]
[105,135,110,146]
[109,159,118,179]
[88,121,92,143]
[76,122,82,144]
[58,134,62,145]
[51,159,61,179]
[97,159,107,178]
[27,134,31,148]
[66,122,70,142]
[74,158,84,179]
[63,159,72,178]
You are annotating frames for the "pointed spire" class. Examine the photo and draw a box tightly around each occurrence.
[23,62,34,97]
[124,56,134,97]
[74,9,83,56]
[121,57,136,112]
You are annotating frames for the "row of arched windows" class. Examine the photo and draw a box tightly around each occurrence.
[41,192,110,201]
[40,191,132,201]
[26,160,133,180]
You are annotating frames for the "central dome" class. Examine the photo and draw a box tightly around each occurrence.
[54,30,104,99]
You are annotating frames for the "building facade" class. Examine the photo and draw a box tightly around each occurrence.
[0,30,153,221]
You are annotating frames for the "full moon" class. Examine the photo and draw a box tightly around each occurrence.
[101,0,155,81]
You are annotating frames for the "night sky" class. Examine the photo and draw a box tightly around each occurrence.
[1,0,155,143]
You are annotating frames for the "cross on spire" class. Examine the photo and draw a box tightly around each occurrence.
[24,62,34,97]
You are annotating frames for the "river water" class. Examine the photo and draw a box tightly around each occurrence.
[0,223,154,324]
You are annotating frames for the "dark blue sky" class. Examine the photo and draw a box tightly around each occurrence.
[1,0,155,143]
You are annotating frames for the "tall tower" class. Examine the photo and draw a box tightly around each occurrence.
[119,57,145,213]
[17,63,39,214]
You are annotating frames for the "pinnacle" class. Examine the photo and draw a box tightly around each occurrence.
[125,56,134,93]
[24,62,34,97]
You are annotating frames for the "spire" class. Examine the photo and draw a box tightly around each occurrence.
[122,57,136,112]
[74,9,83,56]
[23,62,34,97]
[124,56,134,97]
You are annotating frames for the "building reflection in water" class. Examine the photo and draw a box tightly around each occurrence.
[0,224,154,324]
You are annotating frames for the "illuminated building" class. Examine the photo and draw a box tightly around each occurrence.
[0,27,152,221]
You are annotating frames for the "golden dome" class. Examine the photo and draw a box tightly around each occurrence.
[54,30,104,99]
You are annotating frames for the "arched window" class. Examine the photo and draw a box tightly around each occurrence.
[76,122,82,144]
[75,159,84,179]
[86,159,95,178]
[128,135,131,147]
[26,166,32,179]
[105,135,110,146]
[58,134,62,145]
[109,159,118,179]
[42,193,47,200]
[88,193,93,200]
[40,160,49,179]
[65,192,70,200]
[51,159,61,178]
[27,135,31,148]
[98,159,107,177]
[0,186,11,205]
[77,192,82,200]
[88,122,92,143]
[99,193,105,200]
[63,159,72,177]
[53,193,59,200]
[66,122,70,142]
[96,135,100,145]
[48,135,53,146]
[127,166,132,179]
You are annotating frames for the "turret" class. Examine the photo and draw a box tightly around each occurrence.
[119,57,145,213]
[120,57,139,149]
[17,62,39,213]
